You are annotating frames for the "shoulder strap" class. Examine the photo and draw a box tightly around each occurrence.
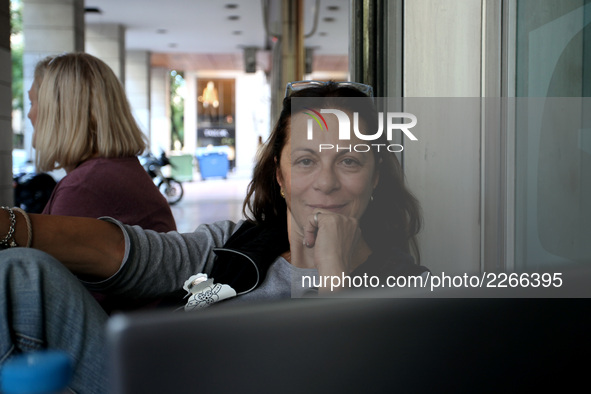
[210,221,289,294]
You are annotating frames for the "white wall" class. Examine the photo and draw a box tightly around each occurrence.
[183,71,197,156]
[126,50,151,144]
[402,0,483,275]
[150,67,171,154]
[85,23,125,82]
[235,71,270,175]
[21,0,85,164]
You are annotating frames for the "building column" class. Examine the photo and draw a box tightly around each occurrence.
[271,0,304,127]
[402,0,483,275]
[125,50,151,145]
[183,71,197,156]
[86,23,125,82]
[350,0,400,97]
[22,0,85,163]
[150,67,171,155]
[0,0,12,205]
[235,71,270,175]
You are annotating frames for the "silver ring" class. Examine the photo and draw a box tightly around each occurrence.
[314,212,320,226]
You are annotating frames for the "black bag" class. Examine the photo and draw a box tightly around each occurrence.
[13,172,57,213]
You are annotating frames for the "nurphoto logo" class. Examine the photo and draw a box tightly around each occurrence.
[304,108,418,152]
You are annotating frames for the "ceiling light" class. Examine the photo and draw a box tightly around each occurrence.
[233,31,243,35]
[156,29,167,34]
[327,5,340,11]
[323,17,335,22]
[225,4,239,9]
[228,15,240,21]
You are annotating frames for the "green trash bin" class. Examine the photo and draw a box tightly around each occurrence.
[168,154,194,182]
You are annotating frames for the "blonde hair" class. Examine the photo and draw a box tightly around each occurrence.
[32,56,54,93]
[34,52,147,171]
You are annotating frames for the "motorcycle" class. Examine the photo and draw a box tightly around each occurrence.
[139,151,184,205]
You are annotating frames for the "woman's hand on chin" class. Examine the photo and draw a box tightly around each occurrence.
[303,211,364,281]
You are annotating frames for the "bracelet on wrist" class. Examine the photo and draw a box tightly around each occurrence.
[13,207,33,248]
[1,206,18,249]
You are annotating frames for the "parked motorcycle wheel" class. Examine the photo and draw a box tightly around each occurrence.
[158,178,184,205]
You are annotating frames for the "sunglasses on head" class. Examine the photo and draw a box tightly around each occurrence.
[284,80,374,100]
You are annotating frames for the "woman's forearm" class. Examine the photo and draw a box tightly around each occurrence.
[2,210,125,279]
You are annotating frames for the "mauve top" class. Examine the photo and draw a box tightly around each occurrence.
[42,156,177,313]
[42,156,176,232]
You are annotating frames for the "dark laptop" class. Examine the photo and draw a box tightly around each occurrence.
[106,288,586,394]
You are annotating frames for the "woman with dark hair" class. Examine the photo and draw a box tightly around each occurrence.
[246,81,422,267]
[243,81,424,292]
[0,81,427,392]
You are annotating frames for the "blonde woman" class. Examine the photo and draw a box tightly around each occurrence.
[27,53,177,313]
[28,53,176,233]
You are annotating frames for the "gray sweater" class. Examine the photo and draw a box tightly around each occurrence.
[85,219,318,304]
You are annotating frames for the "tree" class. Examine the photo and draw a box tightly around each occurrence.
[11,0,24,112]
[170,70,185,150]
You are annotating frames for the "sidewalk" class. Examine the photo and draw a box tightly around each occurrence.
[169,169,252,233]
